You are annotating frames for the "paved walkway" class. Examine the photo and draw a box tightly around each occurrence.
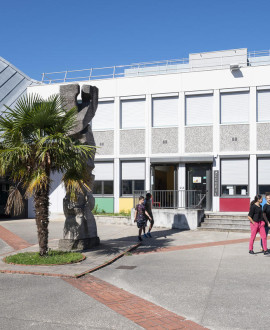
[0,218,268,329]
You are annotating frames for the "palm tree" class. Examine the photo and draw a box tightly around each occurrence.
[0,94,95,255]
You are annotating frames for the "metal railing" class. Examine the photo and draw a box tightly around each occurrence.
[133,190,206,210]
[40,50,270,84]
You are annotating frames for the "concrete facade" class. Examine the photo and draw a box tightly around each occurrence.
[26,48,270,216]
[220,124,250,151]
[185,126,213,153]
[120,129,145,154]
[93,131,114,155]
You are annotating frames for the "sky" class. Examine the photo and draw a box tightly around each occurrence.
[1,0,270,81]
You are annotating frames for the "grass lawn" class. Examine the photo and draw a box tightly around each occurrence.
[4,250,85,265]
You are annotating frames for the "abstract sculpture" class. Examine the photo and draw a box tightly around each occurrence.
[58,84,100,250]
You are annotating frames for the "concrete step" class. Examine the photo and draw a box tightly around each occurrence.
[205,214,248,220]
[200,223,250,230]
[198,227,250,232]
[203,219,249,225]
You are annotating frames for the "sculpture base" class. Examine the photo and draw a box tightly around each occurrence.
[58,237,100,251]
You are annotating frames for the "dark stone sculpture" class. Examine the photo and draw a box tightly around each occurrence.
[58,84,100,250]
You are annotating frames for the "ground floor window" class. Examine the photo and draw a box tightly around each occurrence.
[122,180,145,195]
[221,159,249,196]
[121,161,145,196]
[93,180,114,195]
[258,158,270,195]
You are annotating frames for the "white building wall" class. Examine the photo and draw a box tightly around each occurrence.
[27,52,270,215]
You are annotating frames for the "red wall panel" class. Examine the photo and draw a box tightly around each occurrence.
[220,198,250,212]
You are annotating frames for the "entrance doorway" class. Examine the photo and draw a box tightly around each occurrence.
[150,164,177,208]
[186,163,212,210]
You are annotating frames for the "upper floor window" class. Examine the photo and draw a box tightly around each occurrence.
[92,101,114,130]
[220,91,249,124]
[121,99,145,129]
[152,96,178,127]
[257,90,270,122]
[185,93,213,126]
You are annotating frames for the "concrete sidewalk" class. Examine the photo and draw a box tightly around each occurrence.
[0,219,252,278]
[1,218,269,329]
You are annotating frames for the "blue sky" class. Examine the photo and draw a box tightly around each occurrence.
[1,0,270,80]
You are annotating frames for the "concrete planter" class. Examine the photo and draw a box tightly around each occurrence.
[95,215,132,226]
[131,208,204,230]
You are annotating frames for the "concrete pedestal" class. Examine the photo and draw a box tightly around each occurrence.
[58,237,100,251]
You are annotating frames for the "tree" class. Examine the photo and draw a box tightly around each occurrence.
[0,94,95,255]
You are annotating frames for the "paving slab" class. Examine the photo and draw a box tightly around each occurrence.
[0,273,142,330]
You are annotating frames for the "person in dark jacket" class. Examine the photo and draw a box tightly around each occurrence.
[248,194,269,255]
[261,192,270,250]
[144,193,154,237]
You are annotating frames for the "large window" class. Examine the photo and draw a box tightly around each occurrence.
[185,93,213,126]
[152,96,178,127]
[93,181,114,195]
[92,101,114,130]
[257,90,270,122]
[221,159,249,196]
[121,99,145,129]
[92,162,114,195]
[258,158,270,194]
[220,91,249,124]
[121,161,145,195]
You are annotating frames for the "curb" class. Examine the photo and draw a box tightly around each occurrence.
[74,242,141,278]
[0,242,141,279]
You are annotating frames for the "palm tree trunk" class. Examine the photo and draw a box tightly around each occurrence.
[34,180,50,256]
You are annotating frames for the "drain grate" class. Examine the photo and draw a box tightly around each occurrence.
[116,266,137,270]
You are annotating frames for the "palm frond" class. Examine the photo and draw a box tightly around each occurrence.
[5,185,24,216]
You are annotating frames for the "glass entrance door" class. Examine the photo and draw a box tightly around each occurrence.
[186,164,212,210]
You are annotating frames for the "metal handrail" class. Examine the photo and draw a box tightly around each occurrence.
[40,50,270,84]
[133,189,205,210]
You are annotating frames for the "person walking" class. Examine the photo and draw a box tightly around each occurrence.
[144,193,154,237]
[248,194,269,255]
[134,196,152,241]
[261,192,270,251]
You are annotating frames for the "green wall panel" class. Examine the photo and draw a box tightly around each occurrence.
[95,197,114,213]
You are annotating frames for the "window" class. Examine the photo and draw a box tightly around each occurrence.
[121,99,145,129]
[122,180,145,195]
[257,90,270,122]
[221,159,249,196]
[93,181,114,195]
[258,158,270,194]
[152,96,178,127]
[185,94,213,125]
[121,161,145,195]
[92,101,114,130]
[92,162,114,195]
[220,91,249,124]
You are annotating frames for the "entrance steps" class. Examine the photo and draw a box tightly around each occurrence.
[199,212,250,232]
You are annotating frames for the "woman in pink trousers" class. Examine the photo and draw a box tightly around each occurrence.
[248,194,269,255]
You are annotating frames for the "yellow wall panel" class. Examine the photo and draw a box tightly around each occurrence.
[119,198,134,213]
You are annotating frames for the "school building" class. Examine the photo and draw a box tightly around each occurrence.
[2,48,270,217]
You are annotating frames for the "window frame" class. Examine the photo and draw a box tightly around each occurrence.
[93,180,114,196]
[121,180,145,196]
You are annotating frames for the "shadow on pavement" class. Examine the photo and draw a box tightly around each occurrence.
[81,228,187,256]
